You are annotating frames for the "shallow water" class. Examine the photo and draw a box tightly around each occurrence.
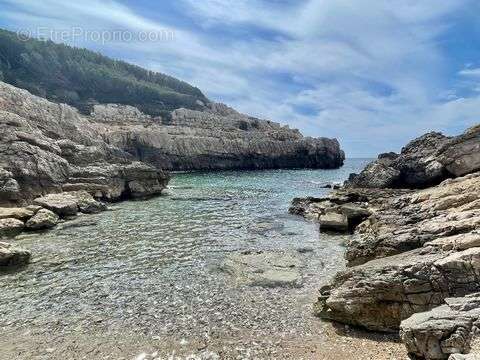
[0,159,372,358]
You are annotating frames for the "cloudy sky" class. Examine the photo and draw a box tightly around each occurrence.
[1,0,480,156]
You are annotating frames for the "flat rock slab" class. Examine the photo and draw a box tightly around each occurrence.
[0,207,34,220]
[449,354,480,360]
[222,251,303,288]
[34,193,79,217]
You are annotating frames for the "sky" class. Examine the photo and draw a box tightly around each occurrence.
[1,0,480,157]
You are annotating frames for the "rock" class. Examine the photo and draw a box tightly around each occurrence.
[25,209,59,230]
[0,207,34,220]
[346,131,473,189]
[439,125,480,177]
[34,193,79,217]
[297,126,480,357]
[25,205,42,213]
[313,174,480,332]
[92,103,345,171]
[400,294,480,360]
[0,242,30,267]
[0,81,169,206]
[0,218,25,238]
[319,213,349,232]
[315,245,480,332]
[221,251,303,288]
[347,161,401,188]
[69,191,107,214]
[33,191,107,217]
[449,355,480,360]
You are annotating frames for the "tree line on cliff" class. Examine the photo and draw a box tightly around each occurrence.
[0,29,208,116]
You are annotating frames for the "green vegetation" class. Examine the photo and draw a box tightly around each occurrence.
[0,29,209,116]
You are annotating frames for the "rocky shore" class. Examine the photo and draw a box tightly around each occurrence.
[0,80,344,270]
[0,81,173,268]
[290,125,480,359]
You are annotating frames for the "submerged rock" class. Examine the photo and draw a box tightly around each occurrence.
[221,251,303,288]
[0,242,30,268]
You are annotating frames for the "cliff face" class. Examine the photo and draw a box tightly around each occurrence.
[347,127,480,189]
[91,103,345,171]
[0,81,344,205]
[0,82,169,206]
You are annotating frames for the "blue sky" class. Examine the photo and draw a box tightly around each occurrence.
[1,0,480,157]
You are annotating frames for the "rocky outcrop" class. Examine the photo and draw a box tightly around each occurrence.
[91,103,345,171]
[0,242,30,268]
[0,82,169,206]
[400,294,480,360]
[289,126,480,358]
[311,173,480,334]
[347,127,480,189]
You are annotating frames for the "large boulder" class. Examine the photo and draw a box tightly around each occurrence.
[319,213,349,232]
[25,209,59,230]
[34,193,79,217]
[33,191,108,217]
[0,242,30,267]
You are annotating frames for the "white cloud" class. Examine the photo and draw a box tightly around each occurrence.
[1,0,479,156]
[459,68,480,77]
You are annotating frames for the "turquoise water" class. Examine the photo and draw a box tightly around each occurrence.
[0,159,370,354]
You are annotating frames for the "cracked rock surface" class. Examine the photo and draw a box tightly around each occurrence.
[401,294,480,359]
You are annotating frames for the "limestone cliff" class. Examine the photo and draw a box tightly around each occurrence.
[0,82,169,206]
[91,103,345,171]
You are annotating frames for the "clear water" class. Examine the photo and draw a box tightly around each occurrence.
[0,159,370,355]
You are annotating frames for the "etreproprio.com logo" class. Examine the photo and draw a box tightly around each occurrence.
[16,27,175,44]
